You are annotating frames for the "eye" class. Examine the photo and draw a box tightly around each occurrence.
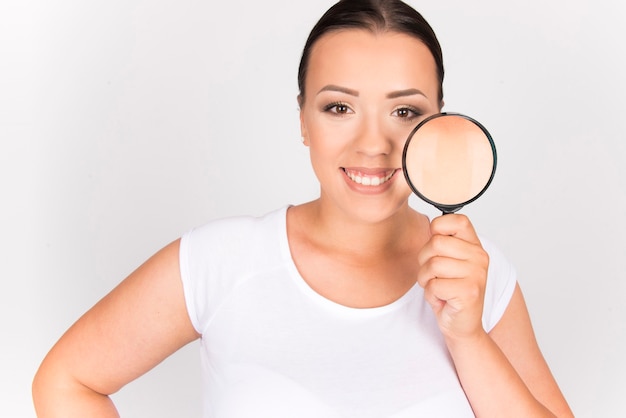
[323,102,353,115]
[392,106,422,120]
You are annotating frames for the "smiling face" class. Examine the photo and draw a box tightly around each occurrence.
[299,29,442,223]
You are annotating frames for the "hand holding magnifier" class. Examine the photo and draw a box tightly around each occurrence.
[402,113,497,214]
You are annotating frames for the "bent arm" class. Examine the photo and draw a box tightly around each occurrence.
[32,239,200,417]
[448,284,573,417]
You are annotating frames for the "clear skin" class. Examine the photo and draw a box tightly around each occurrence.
[32,29,574,418]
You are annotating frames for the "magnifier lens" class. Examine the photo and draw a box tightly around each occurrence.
[402,113,496,214]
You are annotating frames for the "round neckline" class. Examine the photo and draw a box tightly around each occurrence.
[277,205,420,318]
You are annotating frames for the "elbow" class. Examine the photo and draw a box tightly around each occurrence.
[32,356,120,417]
[32,356,59,416]
[32,355,76,417]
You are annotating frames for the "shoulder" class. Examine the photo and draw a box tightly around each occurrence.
[182,206,288,255]
[178,206,291,333]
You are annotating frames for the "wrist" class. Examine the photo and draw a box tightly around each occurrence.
[444,328,490,354]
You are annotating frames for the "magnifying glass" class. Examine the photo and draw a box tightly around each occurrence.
[402,112,497,214]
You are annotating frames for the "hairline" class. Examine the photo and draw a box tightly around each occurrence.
[298,27,439,109]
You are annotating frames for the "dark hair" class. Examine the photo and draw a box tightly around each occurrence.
[297,0,444,107]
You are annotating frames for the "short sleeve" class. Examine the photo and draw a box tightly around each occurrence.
[178,220,237,336]
[179,227,204,334]
[177,208,289,336]
[480,236,517,332]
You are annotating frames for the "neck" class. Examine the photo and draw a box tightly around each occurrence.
[294,198,427,257]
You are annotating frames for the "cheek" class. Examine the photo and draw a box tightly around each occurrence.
[305,128,351,185]
[307,133,343,171]
[304,116,353,157]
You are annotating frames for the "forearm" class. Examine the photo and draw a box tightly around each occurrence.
[447,332,556,418]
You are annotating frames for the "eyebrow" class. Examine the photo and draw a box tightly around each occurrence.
[316,85,427,99]
[317,84,359,97]
[386,88,427,99]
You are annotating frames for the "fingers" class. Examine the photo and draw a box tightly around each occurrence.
[429,214,481,245]
[422,276,485,339]
[422,276,483,314]
[416,214,489,340]
[417,214,489,273]
[416,234,484,268]
[416,255,486,286]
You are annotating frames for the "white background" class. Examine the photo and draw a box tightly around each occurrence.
[2,0,625,416]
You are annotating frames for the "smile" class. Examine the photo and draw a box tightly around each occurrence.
[343,168,397,186]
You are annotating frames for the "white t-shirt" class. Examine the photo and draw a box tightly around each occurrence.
[179,207,517,418]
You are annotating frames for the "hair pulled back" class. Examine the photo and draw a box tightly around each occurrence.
[297,0,444,107]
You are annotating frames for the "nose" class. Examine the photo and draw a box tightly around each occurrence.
[354,115,394,157]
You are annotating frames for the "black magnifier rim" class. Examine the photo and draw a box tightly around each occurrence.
[401,112,497,213]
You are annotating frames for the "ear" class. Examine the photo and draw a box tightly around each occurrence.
[298,97,310,147]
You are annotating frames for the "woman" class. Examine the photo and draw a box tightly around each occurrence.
[32,0,573,416]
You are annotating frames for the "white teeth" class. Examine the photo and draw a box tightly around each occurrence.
[345,169,395,186]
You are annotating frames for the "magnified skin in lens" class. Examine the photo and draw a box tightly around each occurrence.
[403,113,496,213]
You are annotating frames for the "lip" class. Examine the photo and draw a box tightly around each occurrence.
[341,167,399,193]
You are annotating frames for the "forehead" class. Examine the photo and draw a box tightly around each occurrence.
[306,29,439,100]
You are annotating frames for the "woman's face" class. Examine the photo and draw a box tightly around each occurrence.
[299,29,441,223]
